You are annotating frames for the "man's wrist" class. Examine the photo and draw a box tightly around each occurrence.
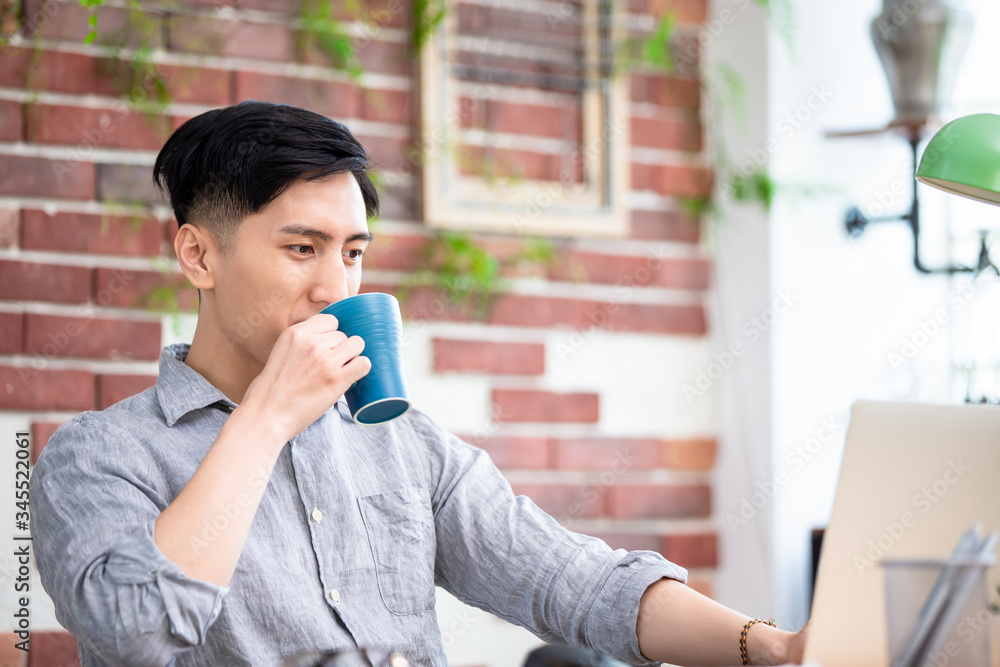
[227,403,292,454]
[747,624,791,666]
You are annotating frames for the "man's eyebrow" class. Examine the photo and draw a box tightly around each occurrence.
[278,224,373,244]
[346,231,374,244]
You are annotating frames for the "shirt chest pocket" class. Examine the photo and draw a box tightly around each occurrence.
[358,486,437,615]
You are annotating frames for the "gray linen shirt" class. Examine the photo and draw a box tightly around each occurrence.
[30,342,688,667]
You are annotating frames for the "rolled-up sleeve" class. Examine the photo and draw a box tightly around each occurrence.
[410,412,687,666]
[30,415,229,667]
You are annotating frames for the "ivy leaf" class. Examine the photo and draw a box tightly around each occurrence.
[641,12,677,71]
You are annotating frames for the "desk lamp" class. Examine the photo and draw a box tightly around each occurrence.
[916,113,1000,206]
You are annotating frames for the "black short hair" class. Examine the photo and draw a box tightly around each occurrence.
[153,100,379,256]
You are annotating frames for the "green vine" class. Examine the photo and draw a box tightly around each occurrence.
[0,0,18,42]
[80,0,103,44]
[295,0,364,80]
[99,1,170,120]
[400,232,555,320]
[641,12,677,72]
[412,0,446,54]
[622,4,794,213]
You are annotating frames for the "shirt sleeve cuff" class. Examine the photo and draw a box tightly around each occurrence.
[584,550,688,666]
[105,517,230,647]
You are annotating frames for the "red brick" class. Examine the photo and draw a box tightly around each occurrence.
[458,145,566,182]
[0,207,18,248]
[589,533,661,552]
[0,47,30,89]
[24,313,162,361]
[158,63,232,106]
[607,484,711,519]
[0,155,95,200]
[97,163,166,207]
[460,98,583,141]
[21,209,162,257]
[510,483,606,519]
[654,164,713,198]
[374,181,418,220]
[356,38,411,76]
[30,420,65,465]
[0,100,21,142]
[357,0,410,29]
[627,0,707,24]
[171,0,232,6]
[0,366,94,411]
[660,532,718,568]
[235,71,360,118]
[354,133,413,172]
[93,267,198,311]
[164,217,180,257]
[630,73,701,111]
[491,389,598,423]
[361,88,411,125]
[495,295,706,335]
[551,438,660,471]
[632,116,702,152]
[22,0,163,49]
[0,631,26,667]
[26,630,81,667]
[168,16,292,61]
[365,282,706,335]
[0,48,98,94]
[484,294,586,329]
[0,260,92,304]
[631,162,654,192]
[0,313,23,354]
[364,233,427,271]
[97,373,156,409]
[459,434,549,469]
[433,338,544,375]
[630,209,701,243]
[662,438,716,471]
[549,251,710,290]
[25,104,171,149]
[687,576,714,598]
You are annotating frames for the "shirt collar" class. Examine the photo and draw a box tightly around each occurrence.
[156,342,355,428]
[156,343,238,427]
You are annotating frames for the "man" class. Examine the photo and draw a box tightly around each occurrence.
[30,101,807,667]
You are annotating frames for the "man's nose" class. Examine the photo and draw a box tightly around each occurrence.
[310,257,349,305]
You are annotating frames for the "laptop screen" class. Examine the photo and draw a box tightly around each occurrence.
[804,400,1000,666]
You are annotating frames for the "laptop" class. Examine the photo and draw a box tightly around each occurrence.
[803,400,1000,667]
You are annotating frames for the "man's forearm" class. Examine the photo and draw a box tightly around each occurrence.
[153,406,287,587]
[636,578,794,666]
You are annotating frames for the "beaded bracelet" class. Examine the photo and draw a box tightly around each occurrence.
[739,618,776,666]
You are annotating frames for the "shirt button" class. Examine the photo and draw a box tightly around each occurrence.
[329,589,341,603]
[311,508,323,522]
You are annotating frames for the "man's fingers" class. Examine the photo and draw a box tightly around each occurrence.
[342,354,372,383]
[306,312,340,333]
[328,335,366,367]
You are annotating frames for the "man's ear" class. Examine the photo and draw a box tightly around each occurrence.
[174,223,217,291]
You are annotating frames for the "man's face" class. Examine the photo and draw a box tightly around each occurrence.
[210,171,372,367]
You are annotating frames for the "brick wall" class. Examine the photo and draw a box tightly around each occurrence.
[0,0,716,664]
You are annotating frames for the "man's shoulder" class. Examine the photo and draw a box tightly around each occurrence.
[36,385,164,468]
[374,404,486,457]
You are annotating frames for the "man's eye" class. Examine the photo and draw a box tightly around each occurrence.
[289,245,314,255]
[346,249,364,260]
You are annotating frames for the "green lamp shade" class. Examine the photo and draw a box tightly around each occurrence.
[916,113,1000,206]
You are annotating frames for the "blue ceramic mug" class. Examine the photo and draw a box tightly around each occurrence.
[319,292,411,425]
